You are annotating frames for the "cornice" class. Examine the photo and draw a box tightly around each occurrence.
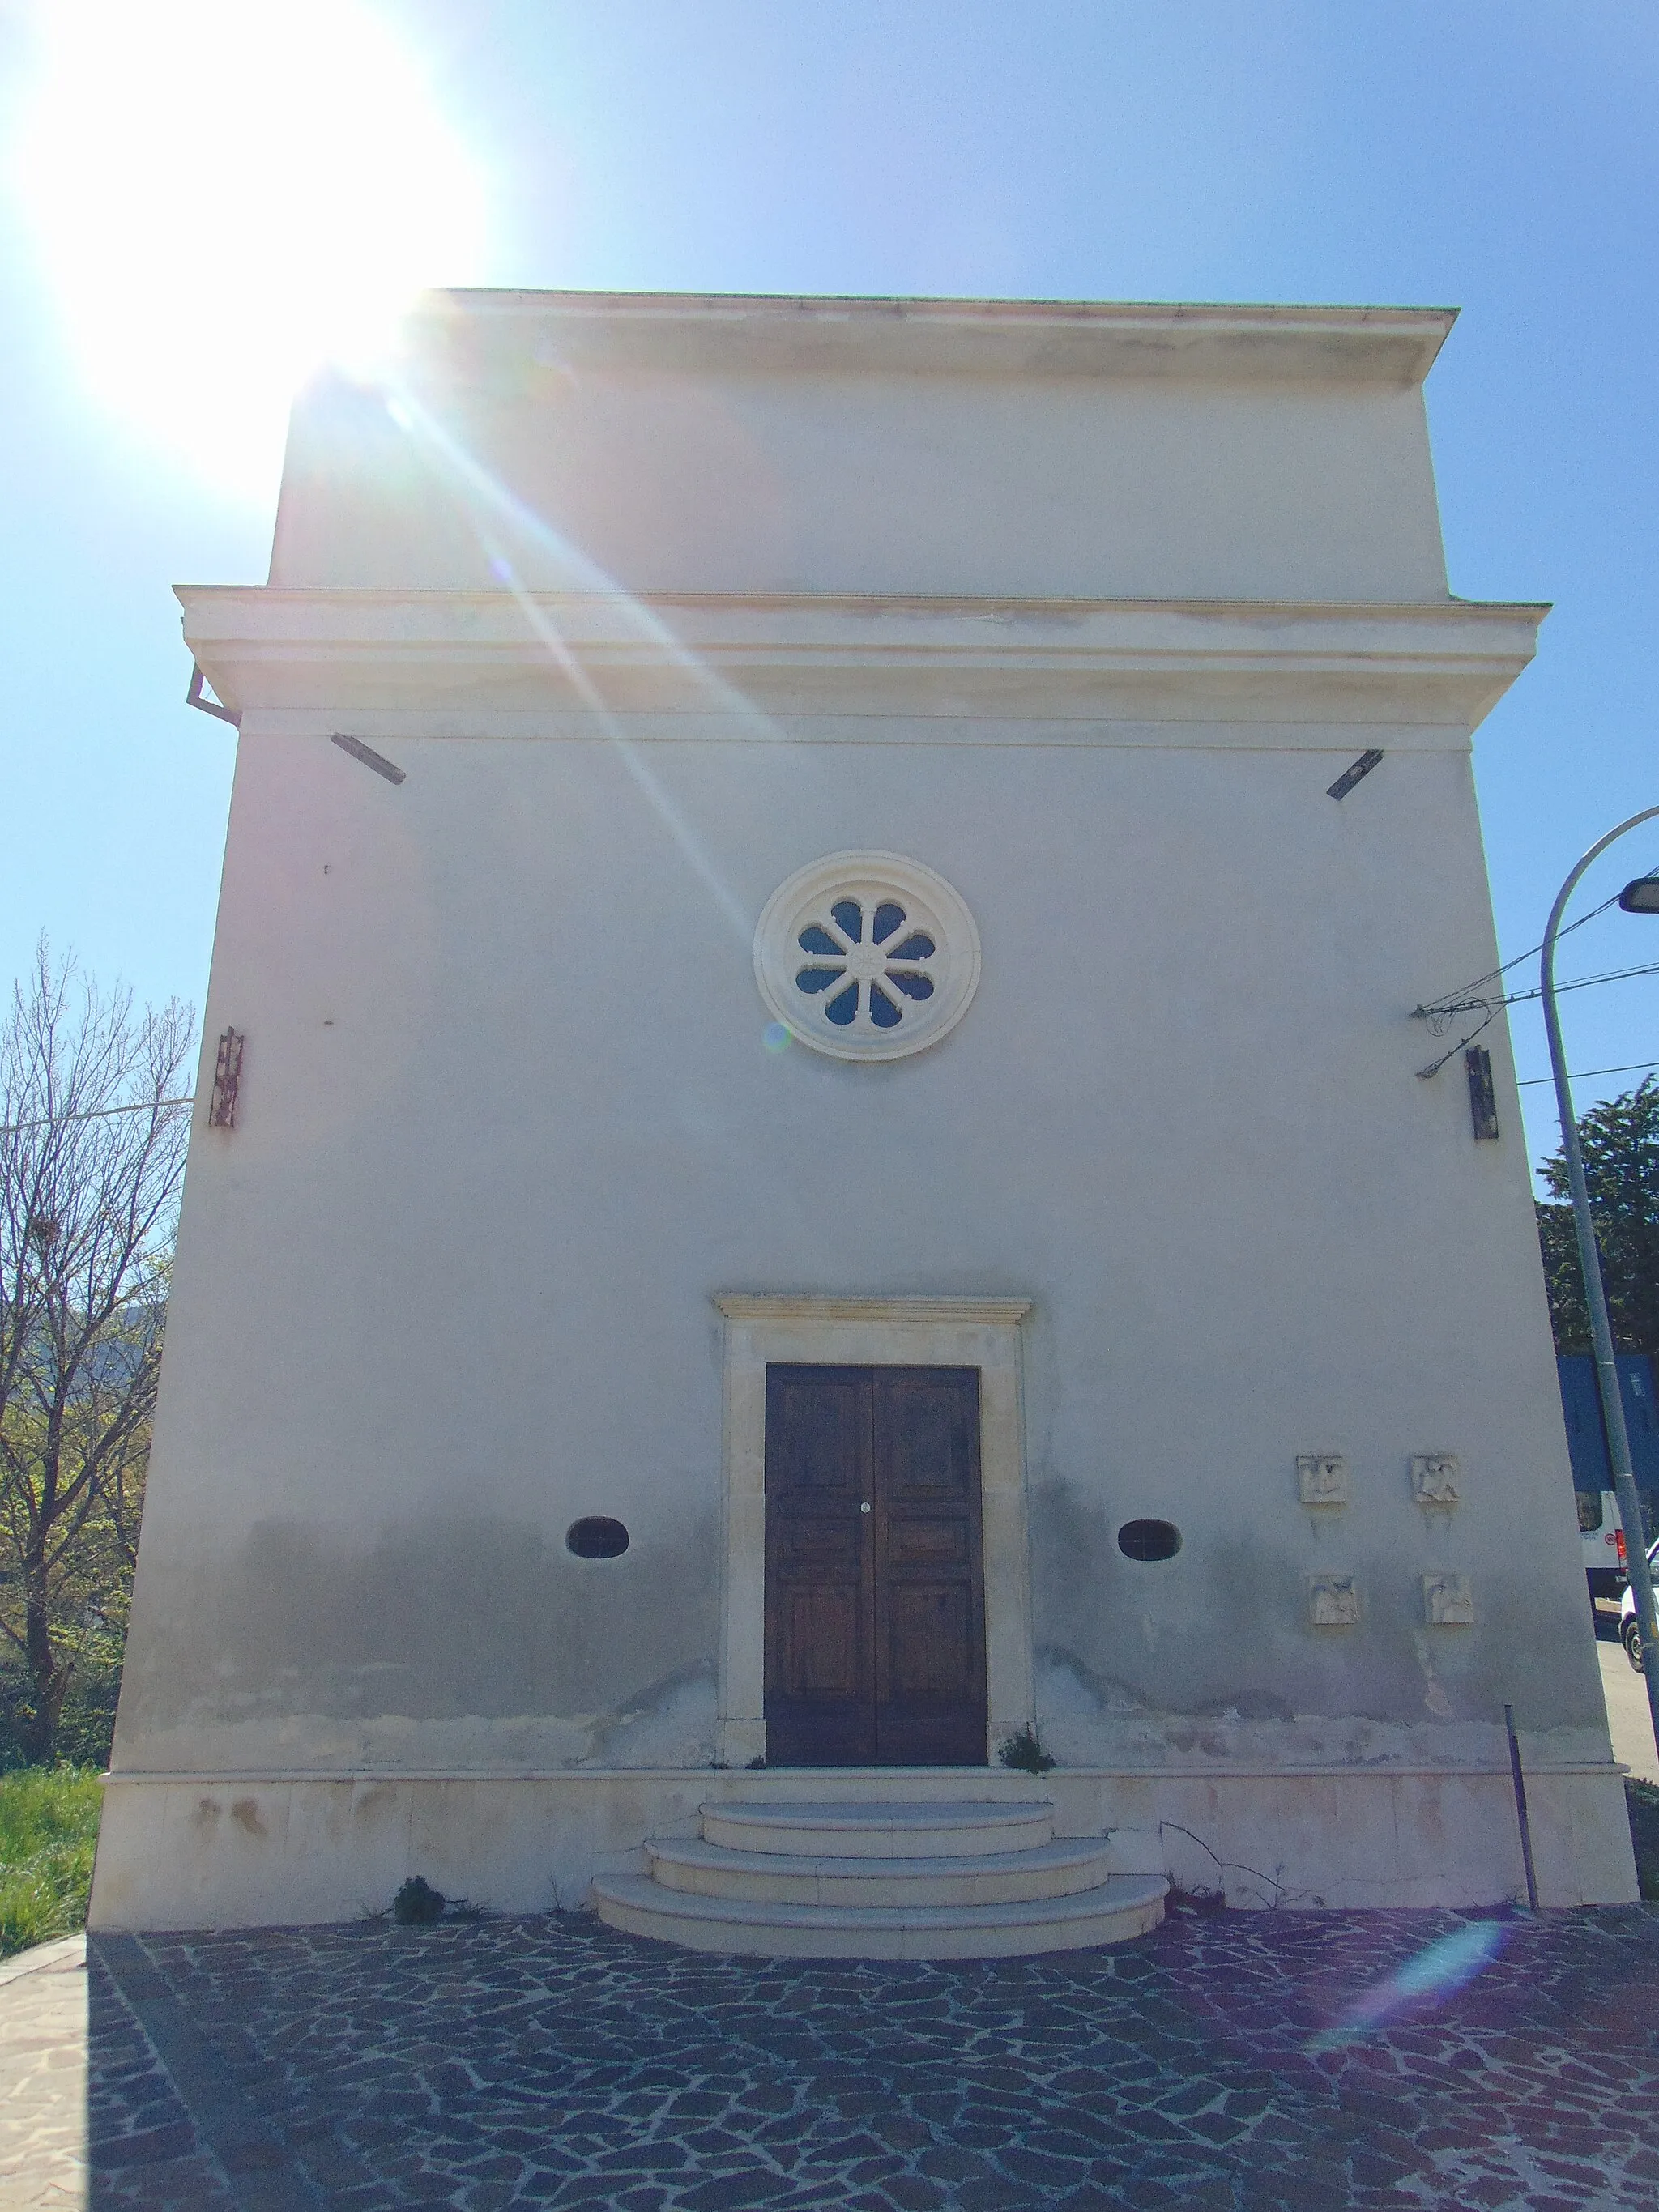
[412,289,1458,386]
[714,1294,1034,1326]
[177,588,1547,731]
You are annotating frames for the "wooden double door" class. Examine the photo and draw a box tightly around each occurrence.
[764,1365,987,1766]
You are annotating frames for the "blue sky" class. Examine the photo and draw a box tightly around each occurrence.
[1,1,1654,1170]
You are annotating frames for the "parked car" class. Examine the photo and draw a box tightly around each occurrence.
[1620,1536,1659,1670]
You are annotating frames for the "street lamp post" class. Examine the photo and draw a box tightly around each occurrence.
[1541,805,1659,1761]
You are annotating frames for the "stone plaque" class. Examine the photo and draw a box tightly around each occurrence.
[1307,1572,1360,1628]
[1422,1572,1475,1626]
[1410,1453,1461,1507]
[1297,1453,1348,1506]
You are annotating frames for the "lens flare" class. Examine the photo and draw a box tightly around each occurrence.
[1307,1920,1507,2052]
[375,383,770,945]
[11,0,488,497]
[763,1023,793,1054]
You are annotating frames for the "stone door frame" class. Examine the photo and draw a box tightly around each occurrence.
[712,1294,1035,1768]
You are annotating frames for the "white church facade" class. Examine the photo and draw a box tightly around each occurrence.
[90,292,1637,1941]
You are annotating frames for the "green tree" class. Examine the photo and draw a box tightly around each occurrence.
[0,944,191,1766]
[1535,1076,1659,1355]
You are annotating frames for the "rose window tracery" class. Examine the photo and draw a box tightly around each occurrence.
[794,898,938,1031]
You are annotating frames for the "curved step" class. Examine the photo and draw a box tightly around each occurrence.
[647,1835,1115,1908]
[701,1799,1054,1858]
[591,1871,1167,1960]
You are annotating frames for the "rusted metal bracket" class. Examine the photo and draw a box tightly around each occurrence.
[208,1029,245,1127]
[1465,1046,1499,1139]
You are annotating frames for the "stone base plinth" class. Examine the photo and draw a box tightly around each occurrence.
[88,1760,1637,1931]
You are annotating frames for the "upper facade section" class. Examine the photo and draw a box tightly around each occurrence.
[268,292,1456,604]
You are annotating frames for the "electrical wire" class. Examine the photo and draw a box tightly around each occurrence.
[1415,957,1659,1029]
[1414,890,1626,1016]
[1413,959,1659,1079]
[1414,857,1659,1022]
[1517,1059,1659,1088]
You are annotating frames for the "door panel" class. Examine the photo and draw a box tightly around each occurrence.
[765,1367,876,1764]
[872,1367,987,1764]
[764,1363,987,1767]
[783,1587,860,1696]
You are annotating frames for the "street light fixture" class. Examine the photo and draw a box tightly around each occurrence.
[1542,808,1659,1762]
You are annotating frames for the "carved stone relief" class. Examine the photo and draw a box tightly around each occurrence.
[1422,1572,1475,1626]
[1307,1572,1360,1627]
[1410,1453,1461,1507]
[1297,1453,1348,1506]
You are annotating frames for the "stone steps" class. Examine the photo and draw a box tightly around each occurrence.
[646,1834,1120,1907]
[591,1794,1166,1959]
[701,1798,1056,1857]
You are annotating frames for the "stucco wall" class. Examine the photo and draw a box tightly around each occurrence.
[101,293,1625,1926]
[113,716,1600,1778]
[267,295,1450,602]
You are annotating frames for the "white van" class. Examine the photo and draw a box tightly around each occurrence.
[1579,1486,1626,1599]
[1558,1353,1659,1599]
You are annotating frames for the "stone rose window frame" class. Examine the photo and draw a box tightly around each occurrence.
[753,850,982,1063]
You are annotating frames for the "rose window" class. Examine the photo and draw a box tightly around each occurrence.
[795,898,938,1031]
[753,851,980,1062]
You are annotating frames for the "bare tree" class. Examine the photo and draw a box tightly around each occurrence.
[0,943,193,1764]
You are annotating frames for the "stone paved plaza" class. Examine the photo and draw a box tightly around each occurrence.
[3,1903,1658,2210]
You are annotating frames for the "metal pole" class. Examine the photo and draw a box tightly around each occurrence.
[1503,1703,1539,1909]
[1540,805,1659,1762]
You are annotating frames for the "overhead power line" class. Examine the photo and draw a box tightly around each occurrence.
[1412,956,1659,1080]
[1518,1059,1659,1089]
[1415,957,1659,1029]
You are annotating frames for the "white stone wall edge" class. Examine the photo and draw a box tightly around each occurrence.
[88,1766,1639,1927]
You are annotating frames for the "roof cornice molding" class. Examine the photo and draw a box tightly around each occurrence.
[178,589,1546,735]
[408,290,1457,386]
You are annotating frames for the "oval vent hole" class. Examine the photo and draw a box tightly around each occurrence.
[566,1516,629,1560]
[1118,1519,1181,1562]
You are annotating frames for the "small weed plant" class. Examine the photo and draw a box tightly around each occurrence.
[0,1767,102,1958]
[392,1875,446,1924]
[996,1724,1056,1775]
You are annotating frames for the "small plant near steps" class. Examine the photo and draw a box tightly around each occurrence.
[388,1875,485,1926]
[996,1723,1056,1775]
[392,1875,446,1924]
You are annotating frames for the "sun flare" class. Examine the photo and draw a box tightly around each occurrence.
[12,1,488,499]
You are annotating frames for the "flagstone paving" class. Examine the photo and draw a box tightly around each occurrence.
[5,1902,1658,2210]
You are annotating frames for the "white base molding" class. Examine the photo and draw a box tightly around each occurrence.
[87,1760,1638,1932]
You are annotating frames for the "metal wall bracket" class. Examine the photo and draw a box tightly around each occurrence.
[208,1029,245,1127]
[186,663,241,727]
[1465,1046,1499,1139]
[1327,748,1384,801]
[331,733,406,785]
